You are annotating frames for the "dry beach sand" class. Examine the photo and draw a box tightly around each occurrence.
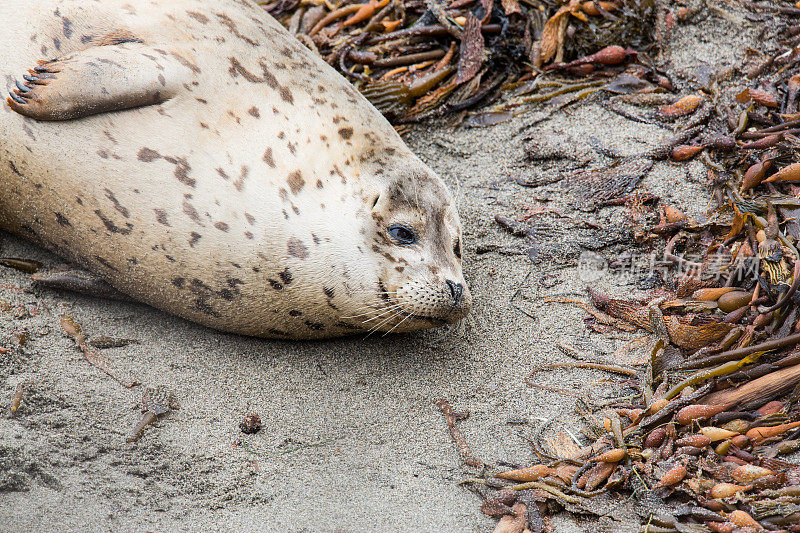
[0,7,765,533]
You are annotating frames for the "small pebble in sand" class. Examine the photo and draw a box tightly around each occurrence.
[9,382,25,417]
[239,414,262,434]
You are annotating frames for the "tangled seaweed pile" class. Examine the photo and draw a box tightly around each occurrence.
[258,0,656,124]
[447,4,800,533]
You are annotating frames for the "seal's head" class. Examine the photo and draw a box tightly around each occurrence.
[349,159,472,334]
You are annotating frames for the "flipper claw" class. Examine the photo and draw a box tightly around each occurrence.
[28,71,54,81]
[8,92,26,104]
[14,81,31,93]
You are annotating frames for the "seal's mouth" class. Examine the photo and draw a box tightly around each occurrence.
[396,308,449,325]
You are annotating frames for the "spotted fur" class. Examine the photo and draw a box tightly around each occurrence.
[0,0,470,338]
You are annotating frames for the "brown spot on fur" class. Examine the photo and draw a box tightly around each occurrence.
[21,121,36,142]
[244,212,255,225]
[189,231,201,247]
[263,147,275,168]
[54,212,71,227]
[233,166,248,191]
[104,189,129,218]
[8,161,23,177]
[216,13,259,46]
[172,277,186,288]
[62,17,73,38]
[229,57,275,85]
[182,199,204,225]
[323,286,334,298]
[214,221,229,232]
[171,52,201,73]
[228,57,293,103]
[372,244,397,263]
[248,106,260,118]
[305,321,325,331]
[138,147,160,162]
[244,231,254,239]
[95,210,132,235]
[316,180,323,189]
[154,209,170,226]
[219,289,234,300]
[166,156,195,187]
[287,238,309,259]
[188,278,221,317]
[186,11,209,24]
[289,310,302,317]
[279,268,293,285]
[97,150,109,159]
[332,164,346,184]
[287,171,304,194]
[268,279,283,290]
[94,256,119,272]
[194,299,219,317]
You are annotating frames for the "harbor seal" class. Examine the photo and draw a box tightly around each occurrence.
[0,0,471,338]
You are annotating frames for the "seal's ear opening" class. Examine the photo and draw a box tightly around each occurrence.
[371,195,380,209]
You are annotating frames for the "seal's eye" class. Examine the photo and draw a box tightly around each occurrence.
[454,239,462,259]
[388,224,417,245]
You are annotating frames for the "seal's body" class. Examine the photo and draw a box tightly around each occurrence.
[0,0,470,338]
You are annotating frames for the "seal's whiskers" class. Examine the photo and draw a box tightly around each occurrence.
[382,311,413,336]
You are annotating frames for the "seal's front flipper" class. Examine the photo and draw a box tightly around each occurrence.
[6,40,192,121]
[31,268,131,301]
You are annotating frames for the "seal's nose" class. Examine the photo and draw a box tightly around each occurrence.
[446,280,463,304]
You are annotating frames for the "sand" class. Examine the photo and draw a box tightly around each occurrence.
[0,5,762,532]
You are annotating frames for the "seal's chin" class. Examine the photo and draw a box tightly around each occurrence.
[380,294,471,331]
[397,303,471,324]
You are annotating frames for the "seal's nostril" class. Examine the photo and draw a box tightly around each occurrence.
[446,280,463,304]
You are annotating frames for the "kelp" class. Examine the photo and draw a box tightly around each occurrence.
[258,0,658,124]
